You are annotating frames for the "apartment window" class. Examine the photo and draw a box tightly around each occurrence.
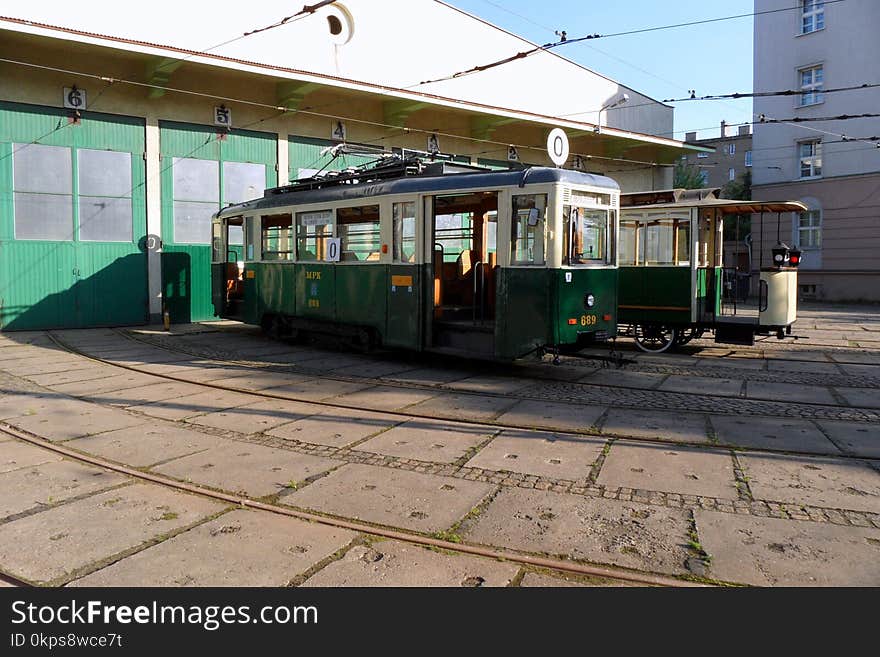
[699,170,710,186]
[801,0,825,34]
[728,168,736,181]
[745,150,753,167]
[726,143,736,156]
[796,210,822,248]
[697,152,709,159]
[799,140,823,178]
[799,65,824,106]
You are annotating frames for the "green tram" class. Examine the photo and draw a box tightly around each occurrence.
[211,158,620,360]
[616,188,807,352]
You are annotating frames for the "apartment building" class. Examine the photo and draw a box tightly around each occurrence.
[682,122,753,193]
[752,0,880,301]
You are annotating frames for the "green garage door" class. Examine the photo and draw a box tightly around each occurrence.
[160,122,277,323]
[288,136,376,182]
[0,102,147,330]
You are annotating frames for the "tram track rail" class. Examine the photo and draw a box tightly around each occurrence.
[0,422,706,588]
[39,332,880,462]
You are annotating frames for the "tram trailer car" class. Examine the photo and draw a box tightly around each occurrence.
[211,160,620,361]
[616,188,807,352]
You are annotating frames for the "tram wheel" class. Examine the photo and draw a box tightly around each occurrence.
[633,324,678,353]
[674,327,705,346]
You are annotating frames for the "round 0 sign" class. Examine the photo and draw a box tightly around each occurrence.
[546,128,569,166]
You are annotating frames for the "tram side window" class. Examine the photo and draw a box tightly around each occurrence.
[511,194,546,265]
[244,217,260,261]
[619,219,639,266]
[338,205,381,262]
[393,202,417,263]
[564,206,607,264]
[643,218,691,266]
[296,210,333,261]
[262,213,294,261]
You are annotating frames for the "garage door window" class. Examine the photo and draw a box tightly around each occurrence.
[12,143,73,240]
[78,149,133,242]
[173,157,219,244]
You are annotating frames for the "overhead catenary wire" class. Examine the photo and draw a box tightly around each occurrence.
[411,1,847,87]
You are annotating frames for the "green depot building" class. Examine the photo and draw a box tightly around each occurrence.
[0,11,695,331]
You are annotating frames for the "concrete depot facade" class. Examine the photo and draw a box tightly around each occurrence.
[0,7,695,330]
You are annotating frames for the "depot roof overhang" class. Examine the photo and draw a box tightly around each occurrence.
[0,15,711,165]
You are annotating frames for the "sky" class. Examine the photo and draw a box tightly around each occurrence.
[444,0,756,140]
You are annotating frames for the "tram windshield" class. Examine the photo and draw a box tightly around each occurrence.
[563,206,612,265]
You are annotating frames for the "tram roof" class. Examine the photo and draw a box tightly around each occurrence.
[621,198,808,214]
[216,166,619,219]
[620,188,807,214]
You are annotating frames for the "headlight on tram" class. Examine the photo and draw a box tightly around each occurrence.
[585,293,596,308]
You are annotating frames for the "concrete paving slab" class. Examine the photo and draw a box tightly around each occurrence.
[266,377,373,402]
[208,372,314,391]
[829,353,880,365]
[580,370,667,388]
[67,424,224,468]
[153,442,339,497]
[465,429,605,480]
[26,366,120,387]
[135,362,208,376]
[383,367,472,386]
[695,357,766,371]
[444,375,534,395]
[738,452,880,513]
[186,398,318,433]
[126,390,257,420]
[597,441,738,499]
[70,509,357,587]
[839,363,880,378]
[405,392,518,421]
[0,441,62,473]
[12,358,99,377]
[0,460,126,519]
[815,420,880,458]
[602,408,710,443]
[658,375,743,397]
[745,381,837,405]
[82,381,204,407]
[330,361,421,380]
[302,539,518,587]
[331,385,439,411]
[835,387,880,409]
[461,487,692,576]
[172,365,258,383]
[266,408,401,447]
[49,372,162,397]
[519,572,625,587]
[494,400,607,433]
[0,392,67,421]
[0,483,225,584]
[290,463,495,533]
[358,418,494,464]
[696,510,880,586]
[6,401,148,442]
[766,360,842,374]
[710,416,839,454]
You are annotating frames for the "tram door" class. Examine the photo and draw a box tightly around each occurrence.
[428,191,498,353]
[696,208,723,321]
[210,217,245,319]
